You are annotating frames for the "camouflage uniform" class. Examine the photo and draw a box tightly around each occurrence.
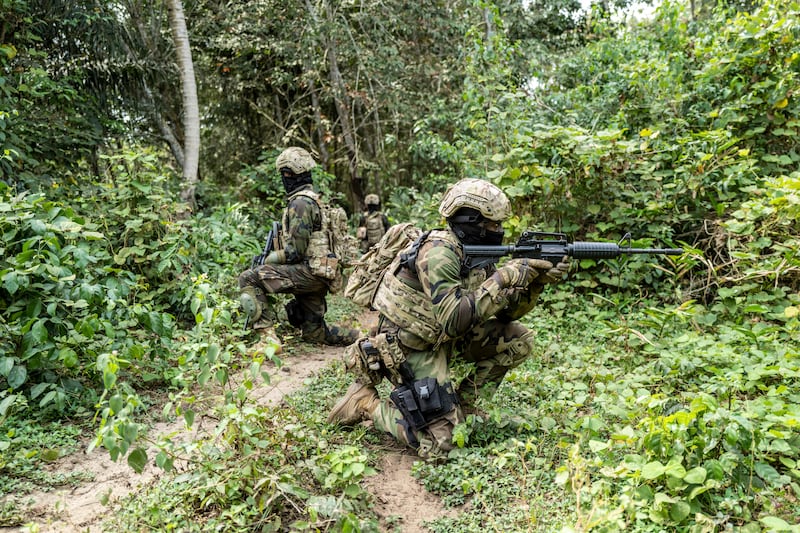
[368,227,543,455]
[238,160,358,346]
[328,178,570,459]
[357,194,390,252]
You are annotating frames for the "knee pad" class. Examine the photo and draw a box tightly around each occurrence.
[239,286,264,321]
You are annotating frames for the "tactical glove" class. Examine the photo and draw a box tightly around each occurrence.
[495,258,550,289]
[537,255,571,284]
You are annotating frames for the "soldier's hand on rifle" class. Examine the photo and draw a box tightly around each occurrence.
[538,255,571,284]
[496,258,551,288]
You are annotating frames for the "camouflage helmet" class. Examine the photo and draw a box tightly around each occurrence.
[438,178,511,222]
[275,147,316,174]
[364,194,380,206]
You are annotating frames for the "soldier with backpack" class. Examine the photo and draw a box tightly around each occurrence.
[356,193,390,252]
[238,147,359,346]
[328,178,571,459]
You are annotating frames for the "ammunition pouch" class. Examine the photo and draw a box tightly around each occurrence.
[343,333,407,386]
[389,377,457,432]
[308,252,339,280]
[285,299,305,328]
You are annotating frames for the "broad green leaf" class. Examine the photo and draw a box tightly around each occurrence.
[103,370,116,389]
[127,448,148,473]
[684,467,707,484]
[669,500,691,522]
[155,451,174,471]
[197,366,210,386]
[0,394,17,416]
[754,462,787,487]
[589,439,609,453]
[641,461,666,480]
[30,382,49,399]
[2,271,19,294]
[7,365,27,389]
[759,516,794,531]
[207,344,220,363]
[184,409,195,428]
[109,395,123,415]
[0,357,15,377]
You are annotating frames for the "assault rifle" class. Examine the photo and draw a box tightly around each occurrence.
[250,221,281,270]
[244,221,280,329]
[462,231,683,271]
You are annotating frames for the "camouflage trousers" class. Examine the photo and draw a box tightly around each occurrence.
[369,317,535,456]
[238,263,357,346]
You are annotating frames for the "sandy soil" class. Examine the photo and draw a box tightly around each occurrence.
[1,312,454,533]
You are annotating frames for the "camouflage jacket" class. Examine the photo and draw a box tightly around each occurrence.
[374,227,542,346]
[280,185,322,264]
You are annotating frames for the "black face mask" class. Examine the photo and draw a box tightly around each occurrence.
[367,204,380,213]
[281,170,312,194]
[449,222,504,246]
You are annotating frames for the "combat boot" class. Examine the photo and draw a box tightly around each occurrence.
[327,382,379,425]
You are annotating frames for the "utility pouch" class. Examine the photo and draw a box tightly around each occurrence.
[343,337,382,385]
[309,253,339,280]
[390,385,427,430]
[344,333,407,386]
[370,333,406,385]
[390,377,457,432]
[414,377,442,413]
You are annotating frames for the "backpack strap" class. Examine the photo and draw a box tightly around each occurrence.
[399,230,431,276]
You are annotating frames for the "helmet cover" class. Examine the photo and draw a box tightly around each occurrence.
[275,147,317,174]
[438,178,511,222]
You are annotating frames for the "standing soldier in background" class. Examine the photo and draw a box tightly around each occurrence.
[357,193,390,252]
[327,178,571,460]
[238,147,359,346]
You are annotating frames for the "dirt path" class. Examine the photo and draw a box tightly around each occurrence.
[3,313,454,532]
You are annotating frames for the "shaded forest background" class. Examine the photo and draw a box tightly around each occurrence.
[1,0,800,531]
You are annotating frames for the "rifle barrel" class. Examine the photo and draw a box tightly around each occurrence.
[570,242,682,258]
[624,248,684,255]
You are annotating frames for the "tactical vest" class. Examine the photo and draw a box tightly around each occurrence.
[373,229,479,347]
[282,187,346,291]
[365,211,386,246]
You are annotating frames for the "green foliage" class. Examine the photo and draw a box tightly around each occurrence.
[105,364,380,533]
[0,0,128,187]
[4,1,800,532]
[0,417,89,499]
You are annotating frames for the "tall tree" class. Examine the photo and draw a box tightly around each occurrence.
[167,0,200,209]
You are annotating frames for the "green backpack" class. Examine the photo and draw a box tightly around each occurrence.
[344,222,423,307]
[291,190,359,293]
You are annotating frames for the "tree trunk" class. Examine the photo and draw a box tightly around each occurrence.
[305,0,364,208]
[167,0,200,211]
[305,64,330,169]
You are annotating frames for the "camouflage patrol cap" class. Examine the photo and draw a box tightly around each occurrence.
[275,147,317,174]
[438,178,511,222]
[364,194,380,206]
